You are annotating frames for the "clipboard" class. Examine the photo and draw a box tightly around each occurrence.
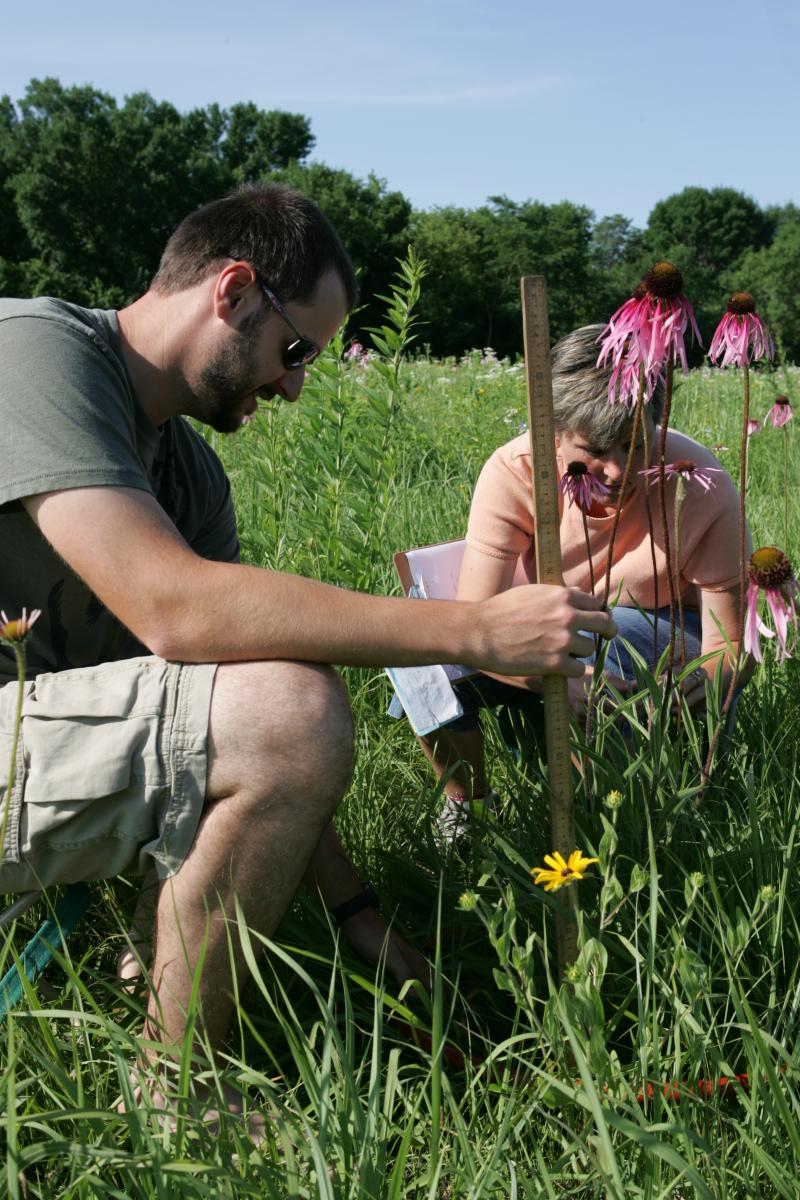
[393,538,474,683]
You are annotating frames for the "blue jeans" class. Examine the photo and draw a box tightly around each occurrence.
[442,605,704,734]
[582,604,702,677]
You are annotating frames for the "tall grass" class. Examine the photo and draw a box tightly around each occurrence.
[2,263,799,1196]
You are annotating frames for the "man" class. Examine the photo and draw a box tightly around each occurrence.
[0,183,613,1117]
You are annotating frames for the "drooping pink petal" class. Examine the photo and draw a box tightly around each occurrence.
[766,397,793,428]
[597,264,700,406]
[638,462,722,491]
[708,298,774,368]
[559,465,611,512]
[764,586,798,662]
[744,582,773,663]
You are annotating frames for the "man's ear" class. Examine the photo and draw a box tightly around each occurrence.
[213,261,259,326]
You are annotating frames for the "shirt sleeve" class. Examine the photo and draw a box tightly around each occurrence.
[0,313,151,505]
[164,420,241,564]
[465,440,534,560]
[188,467,240,564]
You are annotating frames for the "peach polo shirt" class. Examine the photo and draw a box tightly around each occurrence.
[465,429,746,613]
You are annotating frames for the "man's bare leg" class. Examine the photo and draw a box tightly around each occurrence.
[142,659,353,1086]
[117,868,158,984]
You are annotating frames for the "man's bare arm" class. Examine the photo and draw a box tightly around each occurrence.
[23,486,615,676]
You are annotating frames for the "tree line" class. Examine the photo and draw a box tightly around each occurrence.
[2,79,798,361]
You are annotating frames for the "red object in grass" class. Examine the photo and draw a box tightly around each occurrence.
[637,1073,752,1103]
[392,1021,786,1107]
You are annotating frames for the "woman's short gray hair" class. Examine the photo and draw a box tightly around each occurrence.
[550,325,664,446]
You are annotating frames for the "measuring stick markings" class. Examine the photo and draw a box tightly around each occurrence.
[521,276,579,973]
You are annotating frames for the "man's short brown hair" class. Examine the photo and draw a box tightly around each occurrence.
[151,183,358,309]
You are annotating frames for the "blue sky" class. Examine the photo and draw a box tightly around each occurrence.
[3,0,798,229]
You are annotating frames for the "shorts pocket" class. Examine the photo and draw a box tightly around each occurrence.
[23,660,166,721]
[20,663,166,807]
[23,720,136,805]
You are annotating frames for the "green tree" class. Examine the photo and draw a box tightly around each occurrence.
[645,186,774,276]
[587,214,645,321]
[0,95,30,263]
[0,78,315,305]
[590,213,642,273]
[402,207,483,354]
[726,214,800,361]
[410,197,598,357]
[221,102,314,180]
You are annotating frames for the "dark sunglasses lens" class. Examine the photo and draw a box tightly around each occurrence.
[284,338,319,370]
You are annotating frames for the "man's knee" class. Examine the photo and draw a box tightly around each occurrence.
[207,660,354,810]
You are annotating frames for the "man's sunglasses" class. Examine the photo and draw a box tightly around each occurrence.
[257,277,320,371]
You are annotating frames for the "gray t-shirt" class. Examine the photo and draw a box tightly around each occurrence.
[0,297,239,682]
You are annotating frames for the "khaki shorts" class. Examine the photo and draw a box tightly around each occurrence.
[0,656,216,892]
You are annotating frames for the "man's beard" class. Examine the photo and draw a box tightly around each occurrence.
[191,316,269,433]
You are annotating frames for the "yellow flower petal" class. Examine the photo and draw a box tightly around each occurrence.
[567,850,599,873]
[532,848,599,891]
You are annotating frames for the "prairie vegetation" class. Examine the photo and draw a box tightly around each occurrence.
[1,266,799,1198]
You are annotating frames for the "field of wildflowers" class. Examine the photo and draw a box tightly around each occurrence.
[1,259,799,1197]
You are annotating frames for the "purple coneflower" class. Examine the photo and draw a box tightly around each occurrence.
[597,263,702,406]
[708,293,774,368]
[558,461,611,511]
[766,394,793,429]
[744,547,798,663]
[0,607,41,645]
[343,340,371,365]
[639,459,722,494]
[747,418,762,437]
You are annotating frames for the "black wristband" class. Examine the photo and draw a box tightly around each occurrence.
[329,882,379,925]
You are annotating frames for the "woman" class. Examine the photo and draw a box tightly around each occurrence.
[410,325,751,839]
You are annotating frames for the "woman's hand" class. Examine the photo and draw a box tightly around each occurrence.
[674,666,709,710]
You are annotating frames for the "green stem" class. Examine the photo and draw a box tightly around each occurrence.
[641,418,660,669]
[674,475,687,666]
[784,425,789,551]
[581,509,596,600]
[586,372,645,768]
[740,362,750,638]
[0,644,26,858]
[601,375,645,609]
[581,508,597,808]
[699,362,750,794]
[657,359,678,681]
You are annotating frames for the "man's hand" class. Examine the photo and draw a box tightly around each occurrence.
[472,586,616,678]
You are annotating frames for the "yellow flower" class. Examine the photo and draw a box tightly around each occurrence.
[531,849,599,892]
[0,607,41,645]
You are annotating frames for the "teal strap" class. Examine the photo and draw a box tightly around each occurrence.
[0,883,92,1017]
